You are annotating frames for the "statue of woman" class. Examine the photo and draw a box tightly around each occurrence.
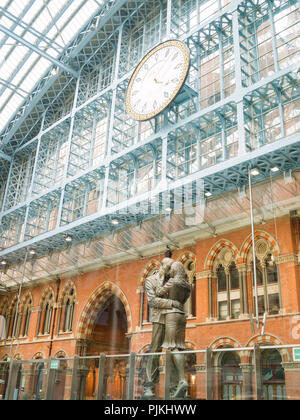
[156,261,191,398]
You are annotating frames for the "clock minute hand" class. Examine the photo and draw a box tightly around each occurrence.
[154,53,173,82]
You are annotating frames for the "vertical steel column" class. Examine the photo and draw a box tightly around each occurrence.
[5,358,20,400]
[9,250,28,358]
[232,8,246,156]
[55,75,81,229]
[206,347,213,400]
[166,0,172,38]
[254,344,263,400]
[97,353,106,400]
[0,154,14,213]
[126,352,136,400]
[160,135,168,191]
[101,24,123,210]
[267,0,279,73]
[20,114,44,242]
[267,1,285,139]
[218,27,225,102]
[70,355,80,400]
[248,168,259,327]
[45,358,56,400]
[164,349,172,399]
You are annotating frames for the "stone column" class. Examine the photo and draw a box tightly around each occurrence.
[238,264,249,316]
[240,363,253,400]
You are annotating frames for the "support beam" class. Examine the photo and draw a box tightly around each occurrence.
[0,24,79,79]
[0,152,12,163]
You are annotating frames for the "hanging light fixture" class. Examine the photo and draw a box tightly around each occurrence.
[250,168,260,176]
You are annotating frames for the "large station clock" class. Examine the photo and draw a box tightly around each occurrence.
[125,40,190,121]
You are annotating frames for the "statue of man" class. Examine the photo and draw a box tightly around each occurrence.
[156,260,191,398]
[143,254,184,398]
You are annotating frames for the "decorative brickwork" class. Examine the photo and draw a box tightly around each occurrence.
[139,259,161,288]
[240,230,280,263]
[205,239,239,271]
[76,281,132,340]
[58,280,77,305]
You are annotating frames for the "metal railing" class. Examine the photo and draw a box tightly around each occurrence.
[1,344,300,400]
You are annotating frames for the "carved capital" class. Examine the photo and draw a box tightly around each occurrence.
[282,362,300,371]
[276,254,298,264]
[196,271,212,280]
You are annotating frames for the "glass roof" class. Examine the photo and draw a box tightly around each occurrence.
[0,0,102,134]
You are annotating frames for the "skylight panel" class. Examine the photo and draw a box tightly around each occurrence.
[0,0,104,134]
[10,52,41,86]
[19,57,49,93]
[22,0,45,25]
[6,0,24,17]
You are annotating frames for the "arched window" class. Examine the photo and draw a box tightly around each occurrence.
[7,298,18,339]
[43,301,53,335]
[217,262,240,320]
[62,289,75,333]
[58,285,76,334]
[261,349,286,400]
[252,253,281,316]
[0,300,8,340]
[38,292,54,336]
[221,352,243,400]
[184,260,196,317]
[21,296,32,337]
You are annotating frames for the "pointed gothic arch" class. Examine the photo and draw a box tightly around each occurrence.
[139,259,161,288]
[239,230,280,264]
[76,281,132,341]
[205,239,239,272]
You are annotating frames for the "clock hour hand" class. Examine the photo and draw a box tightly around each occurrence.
[154,77,171,86]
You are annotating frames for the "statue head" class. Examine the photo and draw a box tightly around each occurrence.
[161,257,174,275]
[170,261,188,280]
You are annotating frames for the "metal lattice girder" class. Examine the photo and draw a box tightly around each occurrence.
[43,78,77,131]
[0,0,137,154]
[61,168,105,225]
[24,190,61,241]
[117,0,168,78]
[1,135,300,267]
[107,138,162,206]
[0,206,26,252]
[31,119,70,196]
[2,143,36,211]
[68,93,111,176]
[0,158,10,211]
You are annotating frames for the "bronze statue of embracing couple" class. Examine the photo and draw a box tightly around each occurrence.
[143,252,191,399]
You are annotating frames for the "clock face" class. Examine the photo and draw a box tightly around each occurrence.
[126,40,190,121]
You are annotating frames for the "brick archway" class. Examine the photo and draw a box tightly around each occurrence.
[39,286,55,307]
[210,336,242,350]
[239,230,280,263]
[205,239,239,271]
[76,281,133,341]
[19,291,33,312]
[58,280,77,305]
[245,334,290,363]
[139,259,161,288]
[209,337,242,368]
[177,251,196,265]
